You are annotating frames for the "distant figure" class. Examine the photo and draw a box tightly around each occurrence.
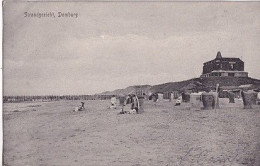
[110,95,117,109]
[118,95,127,112]
[175,96,182,106]
[74,102,85,112]
[257,92,260,105]
[149,93,158,102]
[228,92,235,103]
[80,102,85,110]
[131,95,139,113]
[119,95,139,114]
[74,107,79,112]
[241,90,258,109]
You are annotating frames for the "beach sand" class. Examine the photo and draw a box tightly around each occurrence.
[3,98,260,166]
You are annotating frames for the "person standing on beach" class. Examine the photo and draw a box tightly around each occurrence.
[80,102,85,110]
[131,95,139,113]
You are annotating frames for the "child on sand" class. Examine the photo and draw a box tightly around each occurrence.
[74,102,85,112]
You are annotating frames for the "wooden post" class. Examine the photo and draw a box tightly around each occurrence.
[215,83,220,109]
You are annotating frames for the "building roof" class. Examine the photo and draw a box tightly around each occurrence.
[216,51,222,59]
[203,51,243,65]
[219,57,242,61]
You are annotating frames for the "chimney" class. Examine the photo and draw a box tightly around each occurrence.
[216,51,222,59]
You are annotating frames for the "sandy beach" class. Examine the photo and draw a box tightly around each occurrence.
[3,98,260,166]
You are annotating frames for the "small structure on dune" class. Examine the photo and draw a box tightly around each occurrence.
[219,84,260,99]
[201,84,219,109]
[157,93,163,101]
[164,91,181,102]
[134,88,145,113]
[228,91,235,103]
[119,95,126,107]
[119,89,145,114]
[190,92,202,110]
[137,96,145,114]
[163,92,171,100]
[148,92,163,102]
[241,90,258,109]
[180,81,211,104]
[172,91,180,99]
[180,81,211,93]
[162,91,176,102]
[219,86,241,99]
[210,91,220,109]
[201,92,215,110]
[149,93,158,102]
[182,92,190,103]
[169,92,174,102]
[157,91,180,102]
[257,92,260,105]
[135,88,146,98]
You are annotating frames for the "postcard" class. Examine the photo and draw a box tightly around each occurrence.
[2,1,260,165]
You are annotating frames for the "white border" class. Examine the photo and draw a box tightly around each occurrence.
[1,1,3,165]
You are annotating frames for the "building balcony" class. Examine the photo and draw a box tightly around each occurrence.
[200,70,248,78]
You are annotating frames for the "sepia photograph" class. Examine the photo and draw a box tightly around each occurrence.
[2,1,260,165]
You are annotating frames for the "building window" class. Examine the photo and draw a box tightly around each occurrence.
[228,73,235,77]
[213,73,221,77]
[229,62,235,70]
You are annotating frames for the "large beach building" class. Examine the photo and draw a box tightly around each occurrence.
[200,51,248,78]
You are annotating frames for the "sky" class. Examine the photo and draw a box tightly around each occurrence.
[3,1,260,95]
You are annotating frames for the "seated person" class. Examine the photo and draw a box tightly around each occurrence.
[110,95,117,109]
[175,96,182,106]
